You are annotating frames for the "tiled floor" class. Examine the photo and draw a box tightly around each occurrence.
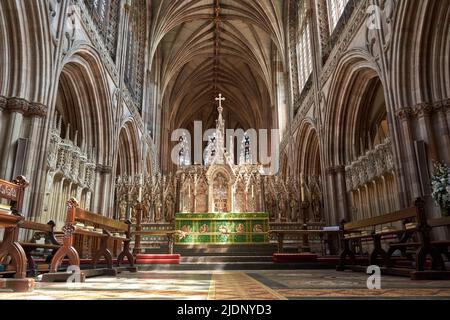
[2,270,450,300]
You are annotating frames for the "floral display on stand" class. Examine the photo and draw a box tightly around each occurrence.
[431,161,450,216]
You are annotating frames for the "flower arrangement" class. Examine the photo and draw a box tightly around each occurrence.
[431,161,450,216]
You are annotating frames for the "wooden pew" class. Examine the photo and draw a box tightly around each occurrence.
[388,212,450,279]
[43,198,136,282]
[0,176,34,292]
[269,229,340,255]
[132,230,179,255]
[337,198,450,279]
[18,220,61,276]
[337,203,419,271]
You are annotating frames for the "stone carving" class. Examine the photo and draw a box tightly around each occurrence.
[0,96,47,118]
[43,113,96,226]
[345,138,394,191]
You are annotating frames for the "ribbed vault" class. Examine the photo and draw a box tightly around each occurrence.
[150,0,286,133]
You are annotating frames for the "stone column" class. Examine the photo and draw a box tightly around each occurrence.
[22,106,48,220]
[396,108,422,200]
[416,104,438,165]
[0,98,26,180]
[334,165,349,222]
[325,167,338,225]
[93,165,113,214]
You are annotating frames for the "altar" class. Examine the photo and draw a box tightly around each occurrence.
[174,94,269,245]
[175,212,269,245]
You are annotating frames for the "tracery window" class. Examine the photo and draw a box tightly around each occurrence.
[204,133,217,167]
[297,14,312,91]
[84,0,120,61]
[178,134,191,167]
[239,135,252,165]
[124,0,147,109]
[327,0,349,31]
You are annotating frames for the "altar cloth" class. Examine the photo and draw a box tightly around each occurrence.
[175,212,269,244]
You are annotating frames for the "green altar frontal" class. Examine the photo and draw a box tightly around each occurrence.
[175,212,269,245]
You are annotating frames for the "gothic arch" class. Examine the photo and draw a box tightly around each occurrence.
[58,45,114,165]
[323,50,398,223]
[390,0,450,169]
[42,46,115,226]
[0,0,52,102]
[391,0,450,107]
[324,49,383,167]
[116,120,141,176]
[295,120,321,177]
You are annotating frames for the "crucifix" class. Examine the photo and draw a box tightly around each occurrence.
[215,93,225,109]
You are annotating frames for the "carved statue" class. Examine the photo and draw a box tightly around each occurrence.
[165,193,175,222]
[155,198,162,222]
[119,201,127,221]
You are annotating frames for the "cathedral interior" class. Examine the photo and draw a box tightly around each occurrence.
[1,0,450,303]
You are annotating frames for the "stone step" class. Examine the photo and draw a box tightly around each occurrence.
[138,244,280,256]
[180,255,273,263]
[136,261,336,271]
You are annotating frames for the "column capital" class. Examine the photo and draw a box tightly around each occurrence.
[27,103,48,118]
[397,99,450,119]
[414,103,434,118]
[395,107,414,120]
[334,165,346,174]
[7,97,29,114]
[0,95,6,111]
[325,165,345,175]
[96,164,113,174]
[0,95,47,118]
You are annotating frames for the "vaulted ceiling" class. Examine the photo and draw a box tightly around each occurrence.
[149,0,287,132]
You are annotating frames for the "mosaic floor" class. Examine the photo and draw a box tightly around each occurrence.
[2,270,450,300]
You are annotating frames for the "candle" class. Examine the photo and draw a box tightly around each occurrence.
[251,185,254,198]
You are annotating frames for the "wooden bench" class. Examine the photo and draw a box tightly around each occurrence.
[43,198,136,282]
[132,230,180,255]
[337,203,419,271]
[17,220,61,276]
[389,214,450,279]
[269,229,340,255]
[337,198,450,279]
[0,176,34,292]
